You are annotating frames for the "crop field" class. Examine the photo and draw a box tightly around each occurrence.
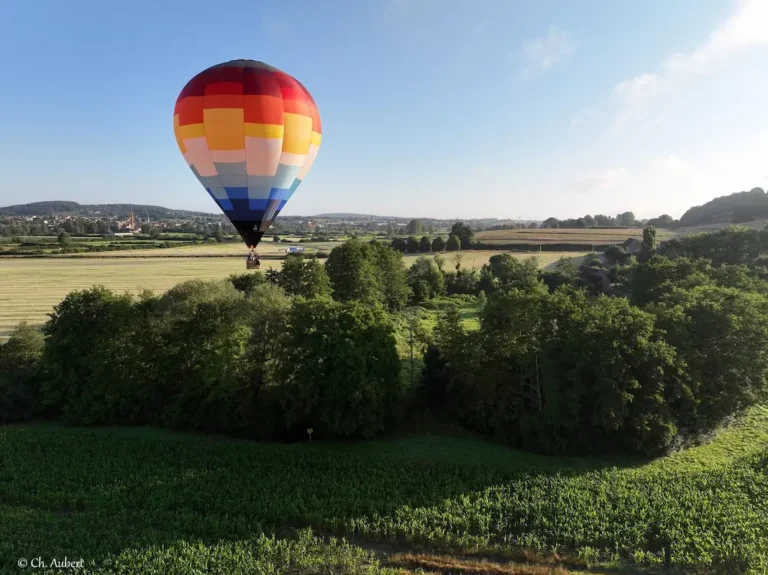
[0,258,281,340]
[403,250,589,270]
[1,406,766,573]
[0,252,585,340]
[475,227,677,245]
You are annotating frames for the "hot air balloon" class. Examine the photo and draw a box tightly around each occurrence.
[173,59,321,263]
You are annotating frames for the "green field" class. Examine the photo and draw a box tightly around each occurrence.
[1,406,766,573]
[0,251,586,340]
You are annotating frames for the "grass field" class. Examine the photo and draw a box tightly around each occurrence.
[475,227,677,245]
[1,405,765,573]
[0,252,587,340]
[0,258,280,340]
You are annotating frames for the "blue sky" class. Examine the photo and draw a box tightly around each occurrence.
[1,0,766,219]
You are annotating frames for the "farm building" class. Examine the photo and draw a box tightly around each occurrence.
[622,238,642,254]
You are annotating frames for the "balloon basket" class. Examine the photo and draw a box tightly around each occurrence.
[246,260,261,270]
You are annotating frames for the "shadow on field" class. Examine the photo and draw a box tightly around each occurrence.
[0,424,649,571]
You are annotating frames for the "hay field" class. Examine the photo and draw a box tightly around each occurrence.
[475,228,676,245]
[0,251,587,340]
[67,241,340,257]
[0,257,282,340]
[403,250,589,270]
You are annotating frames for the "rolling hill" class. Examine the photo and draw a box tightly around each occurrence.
[679,187,768,227]
[0,201,216,219]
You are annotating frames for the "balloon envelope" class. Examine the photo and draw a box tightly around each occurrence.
[173,59,322,248]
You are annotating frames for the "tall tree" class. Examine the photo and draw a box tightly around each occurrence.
[406,219,424,235]
[276,299,400,438]
[431,236,446,252]
[641,225,657,253]
[617,212,637,227]
[450,221,474,249]
[325,239,380,304]
[446,234,461,251]
[419,236,431,252]
[368,241,409,311]
[407,256,445,301]
[390,238,407,253]
[279,254,332,299]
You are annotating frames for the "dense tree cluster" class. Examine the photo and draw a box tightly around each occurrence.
[540,212,645,229]
[2,224,768,456]
[679,187,768,226]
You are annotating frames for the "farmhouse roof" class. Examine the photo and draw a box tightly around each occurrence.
[622,238,641,248]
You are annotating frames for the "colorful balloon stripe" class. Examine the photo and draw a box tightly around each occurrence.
[173,59,321,247]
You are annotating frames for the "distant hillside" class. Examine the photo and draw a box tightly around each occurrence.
[679,188,768,227]
[0,201,216,219]
[676,219,767,235]
[310,213,402,220]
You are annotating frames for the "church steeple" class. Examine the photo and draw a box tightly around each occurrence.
[128,208,135,230]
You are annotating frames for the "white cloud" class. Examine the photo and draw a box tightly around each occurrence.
[663,0,768,74]
[572,168,631,195]
[612,73,665,105]
[651,154,691,176]
[611,73,666,132]
[590,0,768,133]
[520,26,572,77]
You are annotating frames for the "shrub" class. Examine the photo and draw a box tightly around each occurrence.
[0,322,45,423]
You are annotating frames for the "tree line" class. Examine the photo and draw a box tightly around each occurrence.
[1,225,767,455]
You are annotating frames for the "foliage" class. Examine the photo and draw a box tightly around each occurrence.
[604,244,628,265]
[39,286,152,425]
[651,285,768,430]
[326,238,381,304]
[275,298,401,438]
[0,322,44,423]
[367,241,410,311]
[445,234,461,251]
[630,256,712,306]
[37,281,285,437]
[228,270,267,294]
[450,221,474,249]
[444,269,480,295]
[405,218,424,235]
[678,186,768,227]
[279,253,332,298]
[327,239,408,311]
[435,287,684,455]
[647,214,675,228]
[419,235,431,252]
[389,237,407,253]
[540,257,579,292]
[480,253,540,293]
[406,236,420,253]
[659,224,763,266]
[641,225,656,253]
[406,256,445,303]
[431,236,446,252]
